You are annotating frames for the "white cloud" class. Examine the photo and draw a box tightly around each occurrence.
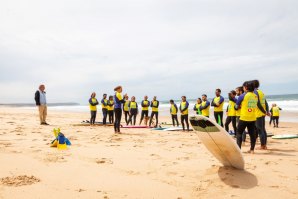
[0,0,298,103]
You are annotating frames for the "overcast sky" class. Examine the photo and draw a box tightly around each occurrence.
[0,0,297,104]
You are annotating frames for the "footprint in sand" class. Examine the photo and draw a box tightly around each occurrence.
[96,158,113,165]
[0,175,40,187]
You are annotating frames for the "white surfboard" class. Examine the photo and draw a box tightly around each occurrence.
[163,127,193,131]
[190,115,245,170]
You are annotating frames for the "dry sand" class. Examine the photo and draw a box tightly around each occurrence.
[0,107,297,199]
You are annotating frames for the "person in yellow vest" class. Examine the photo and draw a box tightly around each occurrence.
[180,96,190,131]
[211,88,225,127]
[224,90,237,135]
[269,103,274,126]
[149,96,159,128]
[89,92,99,125]
[127,96,138,125]
[123,95,130,125]
[270,103,282,128]
[193,98,202,115]
[139,95,150,125]
[235,81,258,153]
[113,86,127,133]
[253,80,270,150]
[101,94,108,125]
[170,99,179,127]
[199,94,210,117]
[107,95,114,124]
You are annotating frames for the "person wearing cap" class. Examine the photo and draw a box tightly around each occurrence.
[34,84,49,125]
[114,86,127,133]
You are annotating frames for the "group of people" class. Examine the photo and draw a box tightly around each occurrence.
[35,82,281,152]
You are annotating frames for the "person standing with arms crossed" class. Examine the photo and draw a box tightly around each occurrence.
[34,84,49,125]
[180,96,190,131]
[149,96,159,128]
[211,88,225,127]
[89,92,99,125]
[170,99,179,127]
[114,86,127,133]
[101,94,108,125]
[199,94,210,118]
[193,98,202,115]
[127,96,138,125]
[123,95,130,125]
[107,95,114,124]
[139,95,150,125]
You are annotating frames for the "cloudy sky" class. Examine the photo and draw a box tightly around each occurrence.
[0,0,297,104]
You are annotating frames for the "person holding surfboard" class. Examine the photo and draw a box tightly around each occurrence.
[113,86,127,133]
[127,96,138,125]
[101,94,108,125]
[139,95,150,125]
[180,96,190,131]
[193,98,202,115]
[235,81,258,154]
[89,92,99,125]
[211,89,225,127]
[107,95,114,124]
[200,94,210,117]
[170,99,179,127]
[225,90,237,135]
[252,80,270,150]
[149,96,159,128]
[123,95,130,125]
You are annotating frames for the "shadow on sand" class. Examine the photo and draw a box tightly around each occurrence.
[218,167,258,189]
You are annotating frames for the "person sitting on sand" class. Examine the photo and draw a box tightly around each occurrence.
[170,99,179,127]
[127,96,138,125]
[271,103,282,128]
[193,98,202,115]
[89,92,99,125]
[123,95,130,125]
[211,88,225,127]
[235,81,258,154]
[199,94,210,118]
[107,95,114,124]
[149,96,159,128]
[139,95,150,125]
[113,86,127,133]
[180,96,190,131]
[225,90,237,134]
[34,84,49,125]
[101,94,108,125]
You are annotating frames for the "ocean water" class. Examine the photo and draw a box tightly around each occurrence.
[13,94,298,122]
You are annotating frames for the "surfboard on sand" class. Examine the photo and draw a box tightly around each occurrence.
[120,125,150,128]
[272,134,298,139]
[189,115,245,170]
[163,127,193,131]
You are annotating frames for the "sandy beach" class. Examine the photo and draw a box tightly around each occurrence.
[0,107,298,199]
